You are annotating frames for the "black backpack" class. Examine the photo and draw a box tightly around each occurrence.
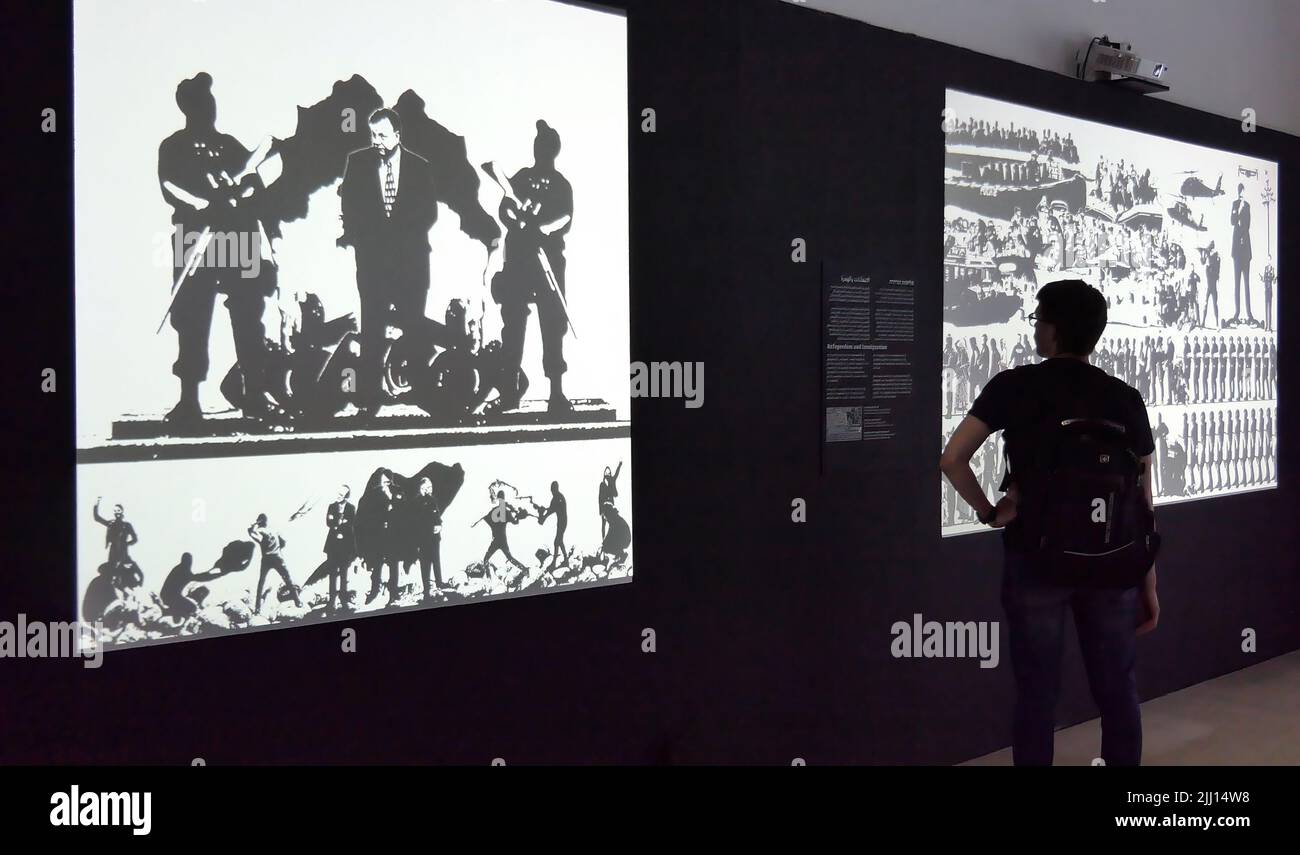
[1007,383,1161,589]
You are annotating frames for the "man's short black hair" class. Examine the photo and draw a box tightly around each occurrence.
[368,107,402,134]
[1035,279,1107,356]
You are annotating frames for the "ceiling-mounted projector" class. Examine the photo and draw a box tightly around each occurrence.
[1076,35,1169,94]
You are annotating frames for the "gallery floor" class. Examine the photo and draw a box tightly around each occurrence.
[964,650,1300,765]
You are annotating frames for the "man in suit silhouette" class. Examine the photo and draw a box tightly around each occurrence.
[413,476,447,598]
[338,108,440,413]
[322,485,357,614]
[1230,183,1255,325]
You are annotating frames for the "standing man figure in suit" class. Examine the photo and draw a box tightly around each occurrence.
[1202,243,1221,329]
[322,486,357,614]
[413,476,447,599]
[1230,183,1255,325]
[338,108,440,414]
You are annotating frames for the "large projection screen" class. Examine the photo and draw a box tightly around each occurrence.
[942,89,1278,537]
[74,0,631,647]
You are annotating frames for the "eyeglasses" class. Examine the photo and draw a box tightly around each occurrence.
[1027,312,1041,323]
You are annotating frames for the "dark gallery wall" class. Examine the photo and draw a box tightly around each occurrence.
[1,0,1296,764]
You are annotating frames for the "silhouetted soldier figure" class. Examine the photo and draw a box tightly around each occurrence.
[1249,410,1260,485]
[974,336,991,398]
[1152,415,1168,496]
[337,109,440,414]
[1268,340,1277,398]
[322,486,357,613]
[943,335,956,416]
[954,340,970,411]
[1197,413,1208,493]
[1254,338,1264,399]
[1206,337,1218,402]
[158,72,275,425]
[535,481,569,572]
[1211,410,1222,488]
[1228,411,1239,488]
[413,477,446,598]
[1205,335,1216,402]
[491,121,575,414]
[1219,335,1230,401]
[1265,410,1275,481]
[248,513,301,613]
[1230,184,1255,324]
[1190,336,1201,403]
[599,461,623,539]
[1234,337,1244,400]
[1164,336,1176,404]
[482,491,528,572]
[1226,338,1236,401]
[981,436,997,496]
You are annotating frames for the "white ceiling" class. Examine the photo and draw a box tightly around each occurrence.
[784,0,1300,137]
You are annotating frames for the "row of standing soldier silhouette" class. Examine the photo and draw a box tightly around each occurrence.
[945,330,1276,417]
[941,404,1275,526]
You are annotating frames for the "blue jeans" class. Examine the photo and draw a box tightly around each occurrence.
[1001,550,1142,766]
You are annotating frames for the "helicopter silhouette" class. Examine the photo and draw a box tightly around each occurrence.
[1177,171,1224,199]
[1166,198,1207,231]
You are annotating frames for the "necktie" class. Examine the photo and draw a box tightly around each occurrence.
[384,157,396,218]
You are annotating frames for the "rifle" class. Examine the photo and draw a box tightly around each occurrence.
[156,137,277,334]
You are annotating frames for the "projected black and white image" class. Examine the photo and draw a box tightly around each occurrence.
[73,0,631,647]
[78,441,630,648]
[941,90,1278,537]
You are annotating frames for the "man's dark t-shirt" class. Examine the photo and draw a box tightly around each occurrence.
[969,357,1156,549]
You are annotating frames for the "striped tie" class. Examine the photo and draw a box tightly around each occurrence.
[383,157,396,218]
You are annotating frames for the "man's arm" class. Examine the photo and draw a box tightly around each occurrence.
[92,499,109,527]
[939,415,1015,526]
[1137,452,1160,635]
[538,214,572,236]
[161,180,211,213]
[337,151,364,247]
[124,524,138,547]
